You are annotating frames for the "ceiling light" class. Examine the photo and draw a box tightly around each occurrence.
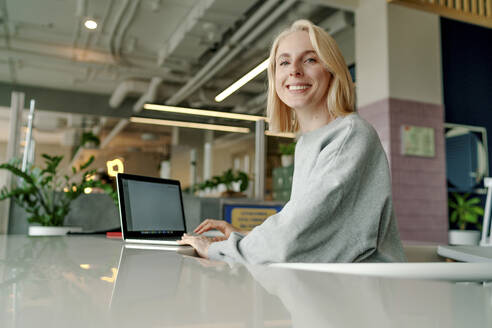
[130,117,250,133]
[84,19,98,30]
[265,131,297,139]
[215,58,269,102]
[143,104,266,122]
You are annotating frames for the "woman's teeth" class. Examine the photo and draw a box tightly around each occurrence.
[288,85,310,90]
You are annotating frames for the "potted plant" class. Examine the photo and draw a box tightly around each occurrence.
[279,142,296,167]
[217,169,249,197]
[448,192,484,245]
[191,169,249,198]
[0,154,117,236]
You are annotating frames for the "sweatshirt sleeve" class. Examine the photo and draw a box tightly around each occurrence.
[208,117,390,264]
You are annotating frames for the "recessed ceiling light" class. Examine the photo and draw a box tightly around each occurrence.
[84,19,98,30]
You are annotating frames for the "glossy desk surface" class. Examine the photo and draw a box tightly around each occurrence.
[0,235,491,328]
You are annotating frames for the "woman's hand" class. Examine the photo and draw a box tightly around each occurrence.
[194,219,239,238]
[178,234,211,258]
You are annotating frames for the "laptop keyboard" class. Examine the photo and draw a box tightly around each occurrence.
[142,236,179,241]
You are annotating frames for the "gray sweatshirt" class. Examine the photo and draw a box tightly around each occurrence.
[208,113,406,264]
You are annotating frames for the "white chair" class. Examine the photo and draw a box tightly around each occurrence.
[480,177,492,246]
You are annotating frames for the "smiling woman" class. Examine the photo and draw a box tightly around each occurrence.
[267,19,355,133]
[179,20,406,265]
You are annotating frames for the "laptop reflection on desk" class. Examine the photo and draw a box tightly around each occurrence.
[109,245,184,311]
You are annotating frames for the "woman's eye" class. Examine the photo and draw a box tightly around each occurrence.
[279,61,289,66]
[305,58,317,63]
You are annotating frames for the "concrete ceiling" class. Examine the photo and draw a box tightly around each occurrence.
[0,0,355,149]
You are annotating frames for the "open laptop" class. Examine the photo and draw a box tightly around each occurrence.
[116,173,188,246]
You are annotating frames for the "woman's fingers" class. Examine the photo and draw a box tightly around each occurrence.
[178,233,192,245]
[179,234,211,258]
[194,222,213,234]
[195,219,223,234]
[194,219,215,233]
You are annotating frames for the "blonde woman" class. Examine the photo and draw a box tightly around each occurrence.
[179,20,406,264]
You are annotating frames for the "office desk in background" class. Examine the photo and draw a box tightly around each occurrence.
[0,235,491,328]
[438,245,492,262]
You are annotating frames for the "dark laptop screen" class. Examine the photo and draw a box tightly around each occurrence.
[118,174,186,237]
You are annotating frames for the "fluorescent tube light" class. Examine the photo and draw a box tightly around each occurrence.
[143,103,265,122]
[265,131,297,139]
[215,58,269,102]
[130,117,250,133]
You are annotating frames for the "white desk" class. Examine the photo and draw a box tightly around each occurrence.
[0,235,491,328]
[438,245,492,262]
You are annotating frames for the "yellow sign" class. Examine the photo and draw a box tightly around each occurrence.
[231,208,278,230]
[107,158,124,177]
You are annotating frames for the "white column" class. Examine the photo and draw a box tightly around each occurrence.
[160,160,171,179]
[254,119,266,200]
[203,130,213,181]
[1,92,25,234]
[190,148,197,188]
[355,0,442,107]
[355,0,390,108]
[171,126,179,146]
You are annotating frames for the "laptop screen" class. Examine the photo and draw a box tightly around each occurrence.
[117,174,186,239]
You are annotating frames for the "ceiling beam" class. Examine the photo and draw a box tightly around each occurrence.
[157,0,216,66]
[302,0,359,11]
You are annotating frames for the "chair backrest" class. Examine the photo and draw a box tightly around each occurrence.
[480,177,492,246]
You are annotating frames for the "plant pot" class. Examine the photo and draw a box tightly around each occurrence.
[448,230,480,245]
[281,155,293,167]
[220,190,246,198]
[28,226,83,236]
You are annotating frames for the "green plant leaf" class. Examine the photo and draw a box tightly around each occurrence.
[279,142,296,155]
[466,198,480,205]
[463,212,478,223]
[237,171,249,192]
[456,194,465,207]
[80,132,100,147]
[450,210,458,223]
[0,163,34,184]
[79,155,95,171]
[471,206,484,215]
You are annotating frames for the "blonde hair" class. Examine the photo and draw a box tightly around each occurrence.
[267,19,355,132]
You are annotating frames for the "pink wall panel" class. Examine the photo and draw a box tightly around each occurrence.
[359,97,448,243]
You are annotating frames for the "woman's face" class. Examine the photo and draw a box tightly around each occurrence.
[274,31,332,113]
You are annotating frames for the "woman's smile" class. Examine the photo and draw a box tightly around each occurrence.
[286,83,312,92]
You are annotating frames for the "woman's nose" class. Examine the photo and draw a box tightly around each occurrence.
[289,62,303,76]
